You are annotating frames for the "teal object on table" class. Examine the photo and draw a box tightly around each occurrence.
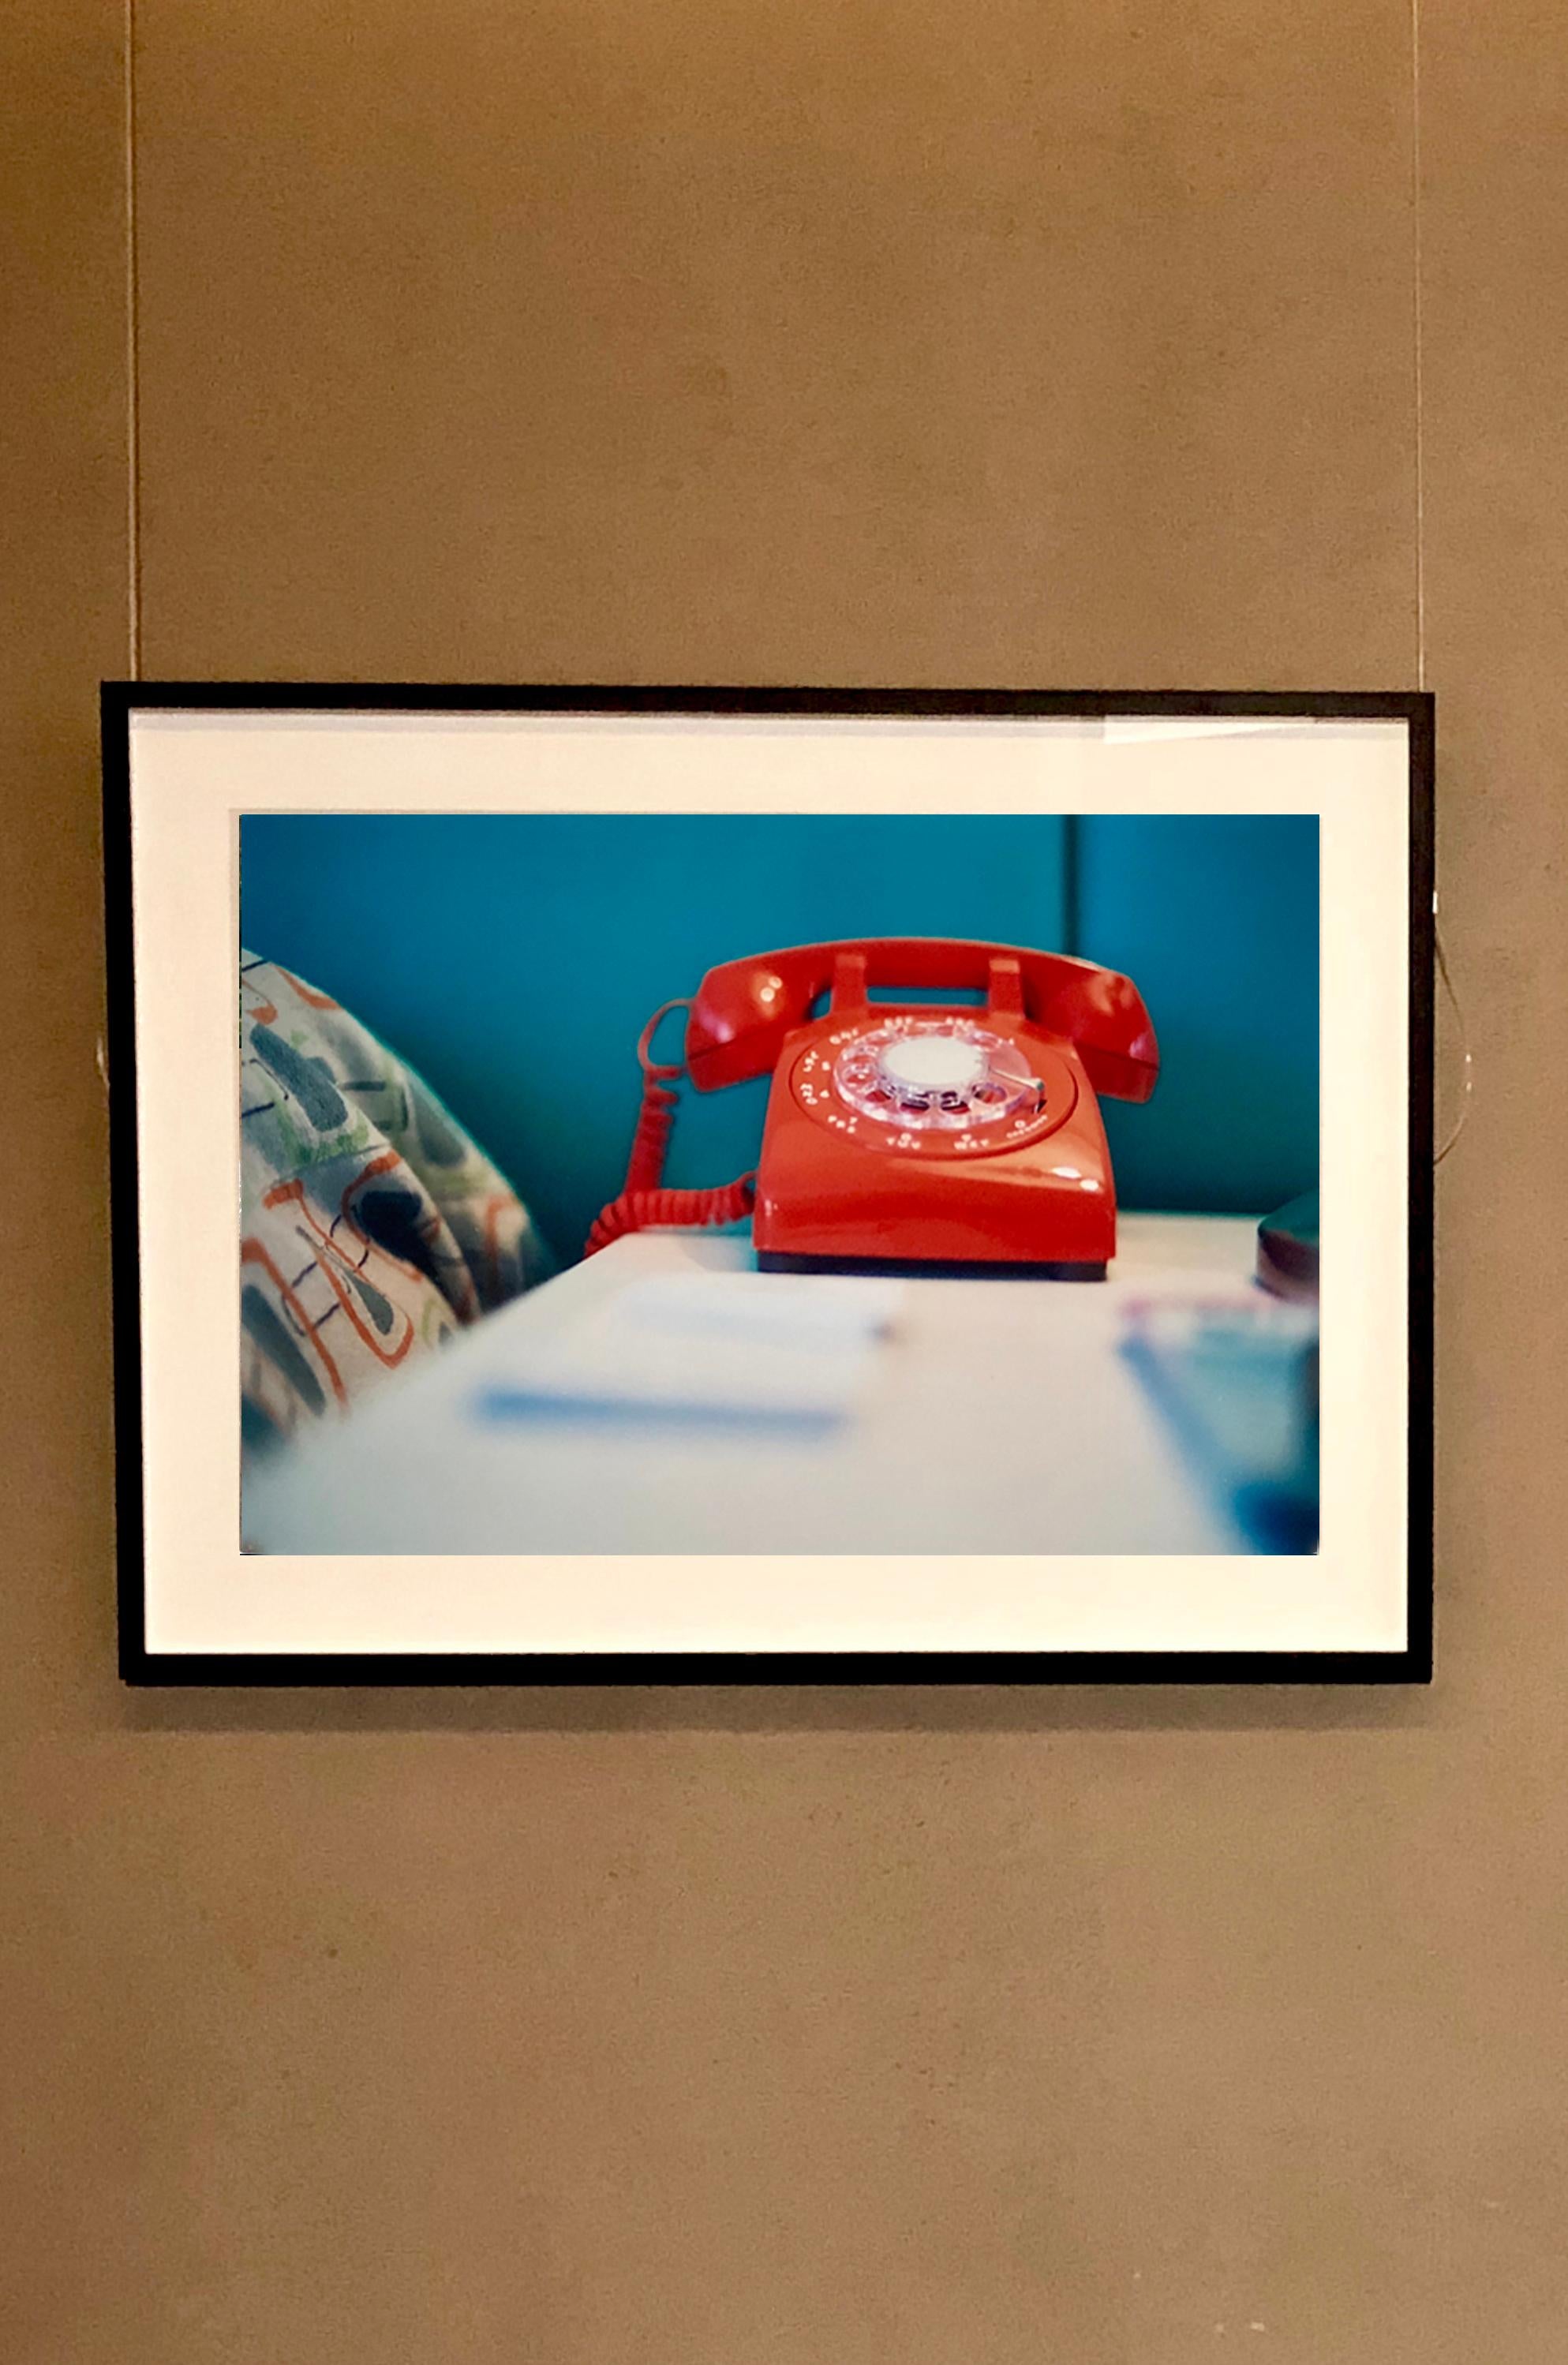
[1122,1295,1320,1553]
[1257,1191,1319,1301]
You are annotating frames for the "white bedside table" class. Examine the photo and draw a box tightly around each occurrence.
[244,1214,1263,1559]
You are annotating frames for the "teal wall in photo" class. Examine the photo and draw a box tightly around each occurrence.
[1076,814,1320,1221]
[239,810,1317,1262]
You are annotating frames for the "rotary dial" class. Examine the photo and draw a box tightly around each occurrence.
[831,1018,1045,1133]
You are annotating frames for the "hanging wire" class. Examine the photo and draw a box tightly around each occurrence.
[1434,916,1472,1163]
[1411,0,1468,1172]
[123,0,142,679]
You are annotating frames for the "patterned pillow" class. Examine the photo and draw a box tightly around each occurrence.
[239,953,552,1458]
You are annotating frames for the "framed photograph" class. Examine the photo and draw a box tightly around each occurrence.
[103,686,1433,1683]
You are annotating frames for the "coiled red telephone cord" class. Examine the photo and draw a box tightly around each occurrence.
[583,999,757,1257]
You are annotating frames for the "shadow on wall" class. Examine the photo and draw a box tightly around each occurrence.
[238,810,1317,1261]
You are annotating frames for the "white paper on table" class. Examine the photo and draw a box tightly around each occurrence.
[473,1270,905,1426]
[616,1271,904,1345]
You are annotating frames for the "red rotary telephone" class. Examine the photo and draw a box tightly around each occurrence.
[587,938,1158,1278]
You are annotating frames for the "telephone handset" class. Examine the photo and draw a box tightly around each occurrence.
[588,938,1158,1278]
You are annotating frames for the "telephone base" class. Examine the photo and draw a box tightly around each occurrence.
[756,1251,1107,1283]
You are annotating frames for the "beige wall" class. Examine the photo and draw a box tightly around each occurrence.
[4,1,1565,2356]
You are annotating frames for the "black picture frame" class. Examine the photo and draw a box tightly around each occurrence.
[103,683,1435,1687]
